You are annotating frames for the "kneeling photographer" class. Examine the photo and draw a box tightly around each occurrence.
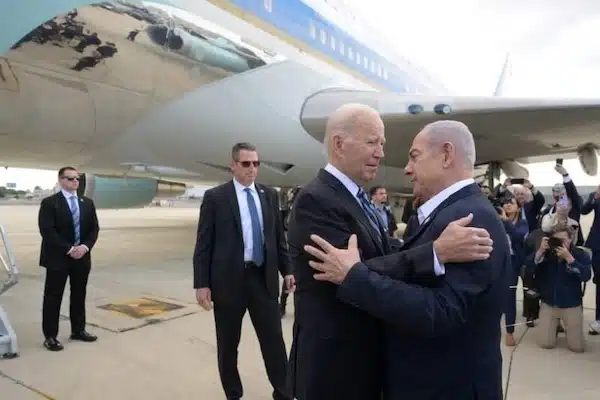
[524,220,591,352]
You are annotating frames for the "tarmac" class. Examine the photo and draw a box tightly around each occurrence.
[0,203,599,399]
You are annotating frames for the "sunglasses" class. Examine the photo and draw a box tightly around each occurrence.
[238,160,260,168]
[62,176,80,181]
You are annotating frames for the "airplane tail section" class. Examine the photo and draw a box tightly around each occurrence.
[493,53,511,96]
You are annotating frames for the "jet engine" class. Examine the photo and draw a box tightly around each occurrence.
[577,143,598,176]
[76,174,187,209]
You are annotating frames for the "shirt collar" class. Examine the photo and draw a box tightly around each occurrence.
[233,178,256,193]
[418,178,474,223]
[61,189,77,199]
[324,163,360,198]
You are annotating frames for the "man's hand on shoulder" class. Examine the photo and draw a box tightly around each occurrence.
[434,213,493,264]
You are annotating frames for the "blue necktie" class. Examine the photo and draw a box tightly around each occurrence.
[69,196,81,245]
[245,188,264,266]
[356,188,382,239]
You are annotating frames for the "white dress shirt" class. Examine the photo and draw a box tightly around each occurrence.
[417,178,475,276]
[61,189,88,253]
[232,179,264,262]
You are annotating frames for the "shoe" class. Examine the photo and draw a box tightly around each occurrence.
[70,331,97,342]
[526,320,535,328]
[589,320,600,335]
[43,337,64,351]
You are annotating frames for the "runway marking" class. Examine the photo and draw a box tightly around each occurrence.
[97,297,184,319]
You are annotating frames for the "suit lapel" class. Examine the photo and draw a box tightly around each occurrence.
[318,169,384,253]
[226,181,243,235]
[402,183,481,248]
[256,183,271,232]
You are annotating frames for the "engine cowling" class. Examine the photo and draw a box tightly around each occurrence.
[76,174,187,209]
[577,144,598,176]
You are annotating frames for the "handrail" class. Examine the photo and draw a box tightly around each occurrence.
[0,225,19,296]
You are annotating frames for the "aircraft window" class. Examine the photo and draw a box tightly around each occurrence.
[370,61,375,73]
[383,69,388,80]
[330,36,336,50]
[264,0,273,12]
[320,29,326,44]
[348,47,353,59]
[364,57,368,69]
[339,41,344,55]
[356,53,361,64]
[377,64,382,76]
[309,22,316,39]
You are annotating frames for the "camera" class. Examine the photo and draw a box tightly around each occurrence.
[547,236,563,251]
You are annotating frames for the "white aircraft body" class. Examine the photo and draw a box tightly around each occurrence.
[1,0,600,208]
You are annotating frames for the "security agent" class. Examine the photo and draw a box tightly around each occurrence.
[193,142,294,400]
[38,166,100,351]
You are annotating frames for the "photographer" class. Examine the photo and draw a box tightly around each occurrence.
[524,220,591,352]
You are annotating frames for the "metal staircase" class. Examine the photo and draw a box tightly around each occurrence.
[0,224,19,359]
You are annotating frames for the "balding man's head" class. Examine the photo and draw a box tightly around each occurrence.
[324,103,385,184]
[404,120,476,202]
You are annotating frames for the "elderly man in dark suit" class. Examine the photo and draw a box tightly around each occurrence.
[38,166,100,352]
[193,142,295,400]
[305,120,509,400]
[287,105,495,400]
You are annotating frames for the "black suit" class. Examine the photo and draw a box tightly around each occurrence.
[193,180,291,400]
[286,169,437,400]
[337,183,509,399]
[38,192,99,339]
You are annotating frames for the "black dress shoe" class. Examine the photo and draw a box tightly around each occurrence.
[43,337,64,351]
[70,331,97,342]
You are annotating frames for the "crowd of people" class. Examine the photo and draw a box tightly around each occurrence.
[475,167,600,351]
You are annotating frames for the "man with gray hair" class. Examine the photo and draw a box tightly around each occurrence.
[303,119,509,399]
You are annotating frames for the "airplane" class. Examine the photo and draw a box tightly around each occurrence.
[1,0,600,210]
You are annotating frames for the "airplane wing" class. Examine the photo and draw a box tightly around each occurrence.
[300,89,600,174]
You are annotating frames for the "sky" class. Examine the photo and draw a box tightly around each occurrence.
[2,0,600,191]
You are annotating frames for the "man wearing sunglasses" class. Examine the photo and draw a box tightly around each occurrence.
[38,166,100,351]
[193,142,294,400]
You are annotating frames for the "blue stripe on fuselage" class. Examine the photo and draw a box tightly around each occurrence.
[223,0,429,93]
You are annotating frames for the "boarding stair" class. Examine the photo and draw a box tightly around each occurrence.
[0,224,19,359]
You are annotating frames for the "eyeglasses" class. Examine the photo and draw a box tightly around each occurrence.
[62,176,80,181]
[237,160,260,168]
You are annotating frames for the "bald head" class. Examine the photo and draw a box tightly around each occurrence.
[324,103,382,156]
[420,120,476,169]
[323,103,385,184]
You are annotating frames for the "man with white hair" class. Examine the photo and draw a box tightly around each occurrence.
[303,120,509,399]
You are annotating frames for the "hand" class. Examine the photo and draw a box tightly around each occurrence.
[195,287,213,311]
[433,213,493,263]
[284,274,296,293]
[69,245,87,259]
[503,178,511,187]
[555,245,574,263]
[523,179,533,189]
[554,164,568,176]
[536,237,549,259]
[499,208,508,221]
[304,234,360,285]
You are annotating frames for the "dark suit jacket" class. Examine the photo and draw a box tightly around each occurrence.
[38,192,99,270]
[286,169,437,400]
[192,180,291,305]
[582,193,600,252]
[336,183,510,400]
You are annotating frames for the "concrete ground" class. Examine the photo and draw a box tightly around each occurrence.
[0,204,599,399]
